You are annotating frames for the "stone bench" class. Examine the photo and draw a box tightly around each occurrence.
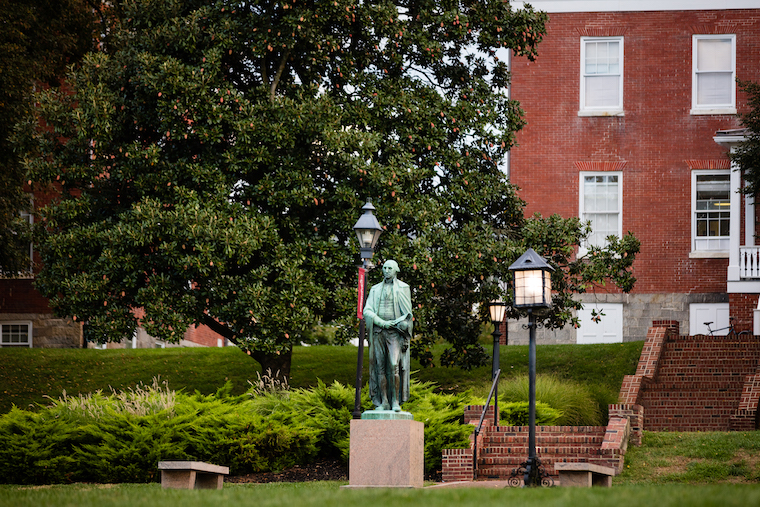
[158,461,229,489]
[554,462,615,487]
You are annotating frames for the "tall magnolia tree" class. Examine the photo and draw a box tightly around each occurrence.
[18,0,639,378]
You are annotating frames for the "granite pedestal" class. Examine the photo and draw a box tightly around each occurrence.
[346,412,424,488]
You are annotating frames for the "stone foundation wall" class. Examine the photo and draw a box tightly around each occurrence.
[506,293,728,345]
[89,327,209,349]
[0,313,82,348]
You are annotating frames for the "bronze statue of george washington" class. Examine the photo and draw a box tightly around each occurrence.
[362,260,413,412]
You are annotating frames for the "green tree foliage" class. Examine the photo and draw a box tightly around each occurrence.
[733,80,760,196]
[0,0,99,275]
[17,0,639,378]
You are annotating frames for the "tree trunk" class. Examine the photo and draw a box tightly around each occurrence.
[250,347,293,386]
[199,315,293,385]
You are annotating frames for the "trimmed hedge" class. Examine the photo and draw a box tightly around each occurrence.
[0,379,471,484]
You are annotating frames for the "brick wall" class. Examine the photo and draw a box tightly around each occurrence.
[510,9,760,296]
[0,279,52,314]
[729,293,758,332]
[608,404,644,447]
[441,448,474,482]
[183,324,227,347]
[731,374,760,431]
[464,404,497,426]
[617,320,676,404]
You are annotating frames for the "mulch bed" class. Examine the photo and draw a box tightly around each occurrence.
[226,459,442,484]
[226,460,348,484]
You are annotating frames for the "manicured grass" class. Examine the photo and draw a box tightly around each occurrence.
[3,341,760,490]
[617,431,760,485]
[0,347,259,412]
[0,342,643,413]
[1,482,759,507]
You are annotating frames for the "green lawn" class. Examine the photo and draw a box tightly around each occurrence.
[0,342,644,413]
[617,431,760,485]
[2,341,760,490]
[1,482,759,507]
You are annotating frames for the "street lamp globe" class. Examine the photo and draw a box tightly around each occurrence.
[488,299,507,324]
[353,201,383,261]
[508,248,554,310]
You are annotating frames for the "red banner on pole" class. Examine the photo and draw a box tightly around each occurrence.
[357,267,366,319]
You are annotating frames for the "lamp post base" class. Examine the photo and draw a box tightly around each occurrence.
[509,457,553,488]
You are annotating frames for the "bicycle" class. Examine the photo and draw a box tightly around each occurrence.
[703,317,752,337]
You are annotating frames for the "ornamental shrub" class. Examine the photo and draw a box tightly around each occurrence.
[499,401,563,426]
[404,380,473,473]
[0,379,320,484]
[0,377,475,484]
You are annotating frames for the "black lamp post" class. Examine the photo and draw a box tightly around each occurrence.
[508,248,554,487]
[352,201,383,419]
[487,300,507,425]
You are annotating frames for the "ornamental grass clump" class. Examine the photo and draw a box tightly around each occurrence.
[247,369,290,397]
[44,376,176,420]
[498,374,603,426]
[500,401,563,426]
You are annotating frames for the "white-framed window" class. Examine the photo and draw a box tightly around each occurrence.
[690,303,729,335]
[579,172,622,249]
[1,322,32,347]
[576,303,623,344]
[692,170,730,254]
[692,35,736,114]
[580,37,624,115]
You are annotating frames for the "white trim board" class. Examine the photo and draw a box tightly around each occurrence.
[511,1,759,13]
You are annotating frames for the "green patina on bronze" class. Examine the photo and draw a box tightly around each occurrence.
[362,260,413,413]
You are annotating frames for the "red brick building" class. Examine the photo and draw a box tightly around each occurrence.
[0,201,226,349]
[0,264,226,349]
[508,1,760,343]
[0,189,83,348]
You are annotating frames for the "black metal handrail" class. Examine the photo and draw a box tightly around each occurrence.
[472,368,501,480]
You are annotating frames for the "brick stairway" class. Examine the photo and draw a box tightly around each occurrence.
[442,405,634,482]
[441,320,760,483]
[620,320,760,432]
[637,334,760,431]
[475,425,619,480]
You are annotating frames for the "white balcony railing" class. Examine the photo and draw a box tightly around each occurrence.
[740,246,760,279]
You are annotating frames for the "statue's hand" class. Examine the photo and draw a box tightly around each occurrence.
[397,320,408,332]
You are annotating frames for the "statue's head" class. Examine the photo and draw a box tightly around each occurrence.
[382,260,399,280]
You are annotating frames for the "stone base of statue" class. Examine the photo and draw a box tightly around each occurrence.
[344,411,424,488]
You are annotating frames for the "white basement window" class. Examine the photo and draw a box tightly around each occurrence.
[1,322,32,347]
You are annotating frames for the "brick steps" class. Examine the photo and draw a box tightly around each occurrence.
[477,455,620,479]
[480,449,617,463]
[640,388,743,400]
[482,427,606,445]
[657,365,758,375]
[443,323,760,483]
[635,331,760,432]
[473,426,614,480]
